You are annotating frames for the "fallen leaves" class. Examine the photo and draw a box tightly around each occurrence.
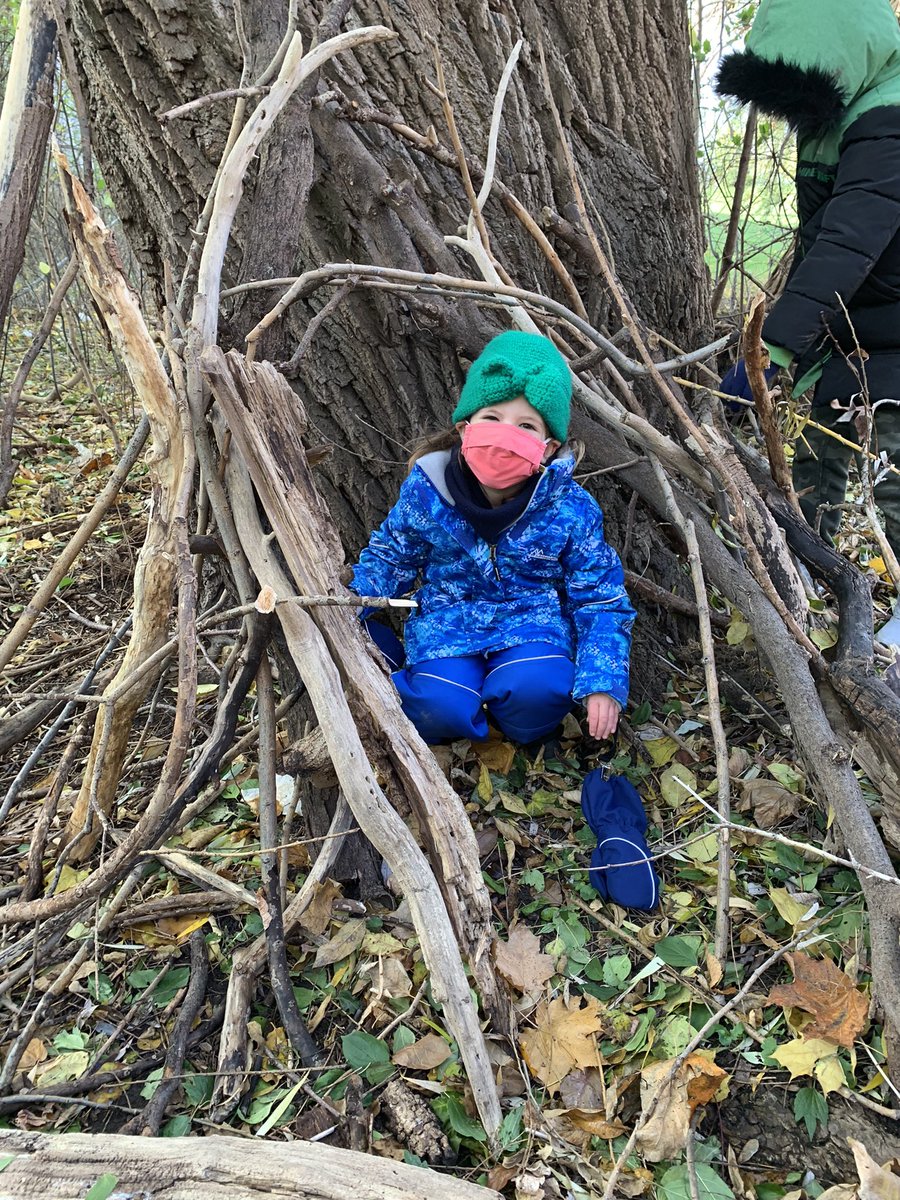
[313,917,367,968]
[741,777,796,828]
[392,1033,452,1070]
[770,1037,841,1082]
[635,1054,727,1162]
[519,995,606,1095]
[299,878,342,936]
[494,925,555,994]
[850,1139,900,1200]
[768,951,869,1046]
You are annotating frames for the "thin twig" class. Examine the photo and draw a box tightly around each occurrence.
[685,518,732,963]
[687,789,900,888]
[122,930,210,1135]
[744,294,800,513]
[239,262,733,378]
[711,105,758,311]
[0,417,149,676]
[256,655,321,1065]
[158,86,271,122]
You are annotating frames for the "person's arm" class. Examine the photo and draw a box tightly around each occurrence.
[561,497,636,711]
[764,108,900,366]
[351,474,427,601]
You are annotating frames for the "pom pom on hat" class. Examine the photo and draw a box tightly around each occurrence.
[452,331,572,441]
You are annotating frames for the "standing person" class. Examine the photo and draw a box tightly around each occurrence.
[350,330,636,746]
[716,0,900,643]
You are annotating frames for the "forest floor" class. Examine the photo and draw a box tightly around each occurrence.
[1,334,899,1200]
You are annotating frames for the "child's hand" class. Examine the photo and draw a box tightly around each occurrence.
[585,693,620,740]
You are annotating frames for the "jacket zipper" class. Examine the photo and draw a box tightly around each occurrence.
[489,545,501,582]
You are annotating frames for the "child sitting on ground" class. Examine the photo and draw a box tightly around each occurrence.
[352,330,658,911]
[350,330,635,746]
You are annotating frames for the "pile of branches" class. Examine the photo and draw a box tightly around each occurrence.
[1,10,900,1189]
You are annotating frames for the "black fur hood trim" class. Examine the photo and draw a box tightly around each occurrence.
[716,50,847,137]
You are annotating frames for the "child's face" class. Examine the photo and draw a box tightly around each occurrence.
[456,395,561,460]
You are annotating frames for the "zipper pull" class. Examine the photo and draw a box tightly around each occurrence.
[489,545,501,581]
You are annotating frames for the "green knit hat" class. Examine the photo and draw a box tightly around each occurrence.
[452,331,571,441]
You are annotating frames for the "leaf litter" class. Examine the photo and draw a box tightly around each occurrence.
[1,345,897,1197]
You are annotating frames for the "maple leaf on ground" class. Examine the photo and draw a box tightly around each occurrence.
[635,1054,727,1163]
[519,995,606,1096]
[769,1036,836,1080]
[767,951,869,1047]
[494,925,556,994]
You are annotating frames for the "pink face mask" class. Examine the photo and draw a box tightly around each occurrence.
[461,421,547,490]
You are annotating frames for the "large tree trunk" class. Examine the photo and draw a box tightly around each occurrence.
[62,0,709,548]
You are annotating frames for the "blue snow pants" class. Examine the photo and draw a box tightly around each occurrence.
[363,620,574,743]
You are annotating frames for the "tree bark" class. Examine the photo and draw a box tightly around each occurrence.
[0,0,57,333]
[59,0,709,546]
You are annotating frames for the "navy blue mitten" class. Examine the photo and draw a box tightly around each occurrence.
[361,615,406,670]
[720,359,779,406]
[581,771,660,911]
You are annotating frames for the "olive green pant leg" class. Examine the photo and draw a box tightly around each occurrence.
[793,407,852,542]
[792,403,900,555]
[872,400,900,556]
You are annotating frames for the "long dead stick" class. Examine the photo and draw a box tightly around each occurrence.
[0,415,149,676]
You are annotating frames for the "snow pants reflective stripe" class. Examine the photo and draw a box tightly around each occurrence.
[392,642,575,744]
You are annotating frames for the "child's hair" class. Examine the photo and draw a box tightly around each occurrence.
[406,428,584,474]
[407,427,460,473]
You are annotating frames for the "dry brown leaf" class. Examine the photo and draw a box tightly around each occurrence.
[560,1067,604,1111]
[488,1166,519,1192]
[299,878,342,936]
[156,912,210,943]
[851,1139,900,1200]
[635,1054,727,1162]
[705,950,724,988]
[767,951,869,1047]
[566,1110,627,1139]
[495,925,556,994]
[741,778,796,828]
[686,1055,727,1110]
[392,1033,452,1071]
[850,1140,900,1200]
[474,735,517,775]
[519,995,606,1096]
[19,1038,47,1074]
[313,917,367,968]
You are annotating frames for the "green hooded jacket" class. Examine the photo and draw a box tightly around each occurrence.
[717,0,900,397]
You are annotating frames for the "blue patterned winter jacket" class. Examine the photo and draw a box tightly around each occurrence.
[351,451,635,706]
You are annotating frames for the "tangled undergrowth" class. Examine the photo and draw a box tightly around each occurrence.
[1,335,899,1200]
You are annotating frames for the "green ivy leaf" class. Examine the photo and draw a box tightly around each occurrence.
[659,1163,735,1200]
[432,1092,487,1142]
[161,1114,191,1137]
[654,935,703,968]
[342,1029,390,1072]
[602,954,632,987]
[793,1086,828,1139]
[53,1029,87,1052]
[182,1068,214,1107]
